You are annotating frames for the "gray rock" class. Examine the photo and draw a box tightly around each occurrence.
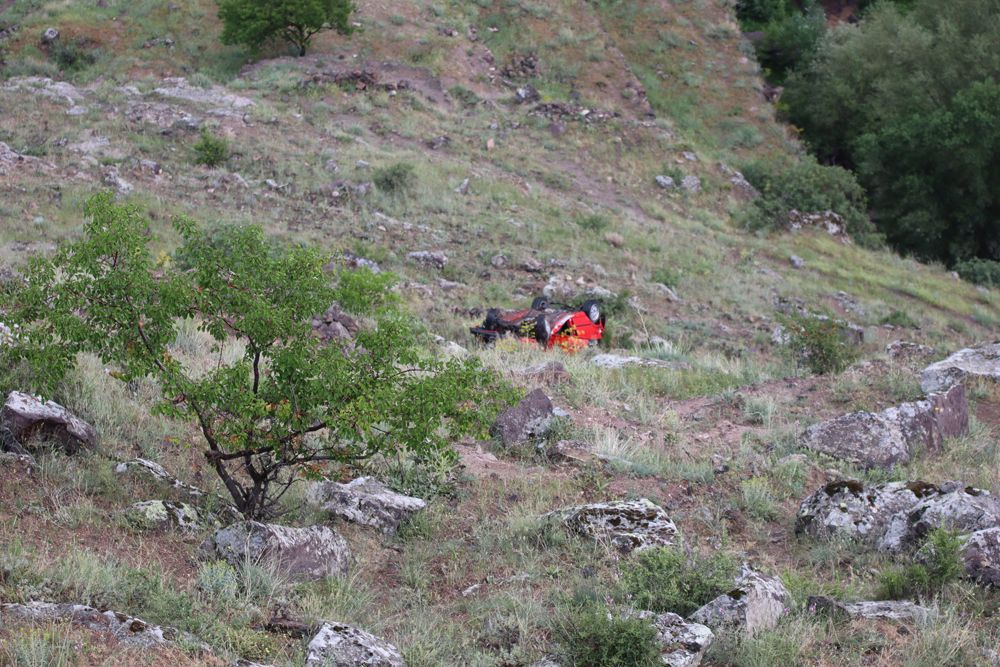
[1,391,98,453]
[544,498,678,554]
[627,610,713,667]
[655,175,675,189]
[41,27,59,44]
[886,340,936,361]
[960,527,1000,588]
[515,85,540,104]
[681,175,701,193]
[0,601,203,649]
[102,165,134,198]
[789,255,804,269]
[489,388,554,447]
[798,383,968,469]
[126,101,202,131]
[795,480,937,541]
[808,596,934,623]
[689,567,790,637]
[202,521,350,582]
[920,342,1000,393]
[406,250,448,269]
[123,500,211,531]
[312,303,359,343]
[3,77,85,107]
[519,360,570,385]
[591,353,689,370]
[878,484,1000,553]
[786,209,848,238]
[152,77,254,113]
[307,477,426,534]
[454,178,470,195]
[305,622,405,667]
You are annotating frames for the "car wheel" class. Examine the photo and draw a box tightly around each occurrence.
[534,314,552,346]
[531,296,550,310]
[484,308,502,330]
[581,299,603,324]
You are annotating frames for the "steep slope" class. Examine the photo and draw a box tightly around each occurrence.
[2,1,1000,665]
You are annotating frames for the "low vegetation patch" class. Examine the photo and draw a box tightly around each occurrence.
[620,545,738,617]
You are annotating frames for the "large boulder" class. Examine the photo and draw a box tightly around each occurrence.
[307,477,426,534]
[0,601,203,649]
[544,498,678,554]
[878,483,1000,553]
[305,622,405,667]
[808,596,934,623]
[489,388,554,447]
[960,527,1000,588]
[689,567,791,637]
[921,342,1000,393]
[798,383,968,468]
[201,521,350,582]
[627,610,713,667]
[795,480,937,542]
[123,500,212,532]
[1,391,98,453]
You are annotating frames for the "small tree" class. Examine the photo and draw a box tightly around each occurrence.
[217,0,356,57]
[1,193,514,519]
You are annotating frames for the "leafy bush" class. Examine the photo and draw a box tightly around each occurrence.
[741,157,879,246]
[576,213,611,233]
[193,129,230,167]
[877,528,964,599]
[50,37,98,73]
[736,0,791,25]
[755,5,825,82]
[0,193,515,519]
[374,162,417,197]
[650,267,681,288]
[218,0,356,57]
[779,312,858,375]
[557,603,660,667]
[621,546,738,616]
[955,258,1000,288]
[880,309,918,328]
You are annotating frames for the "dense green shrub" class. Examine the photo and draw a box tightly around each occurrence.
[754,5,825,82]
[193,129,230,167]
[779,312,858,375]
[558,603,660,667]
[620,546,738,617]
[0,193,515,519]
[373,162,417,197]
[576,213,611,233]
[741,157,880,246]
[877,528,964,599]
[954,258,1000,288]
[784,0,1000,265]
[735,0,791,25]
[50,37,98,73]
[217,0,355,57]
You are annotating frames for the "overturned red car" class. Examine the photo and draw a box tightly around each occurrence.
[470,296,605,351]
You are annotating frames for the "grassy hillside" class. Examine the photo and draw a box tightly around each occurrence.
[2,0,1000,665]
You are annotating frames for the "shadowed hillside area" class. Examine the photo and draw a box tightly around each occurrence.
[1,0,999,665]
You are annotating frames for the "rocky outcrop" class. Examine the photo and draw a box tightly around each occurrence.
[878,484,1000,553]
[798,383,968,468]
[490,388,554,447]
[201,521,350,582]
[886,340,935,361]
[921,342,1000,393]
[305,622,405,666]
[1,391,98,453]
[406,250,448,269]
[591,353,690,370]
[307,477,426,534]
[689,567,791,637]
[626,610,713,667]
[795,480,937,541]
[544,498,678,554]
[115,458,206,499]
[123,500,212,531]
[152,77,254,114]
[312,303,360,343]
[961,527,1000,588]
[0,601,205,649]
[808,596,934,623]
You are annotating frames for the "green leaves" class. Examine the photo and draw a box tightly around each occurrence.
[1,194,515,518]
[217,0,356,57]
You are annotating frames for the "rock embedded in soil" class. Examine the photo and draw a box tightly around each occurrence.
[489,388,555,447]
[795,479,938,542]
[625,610,714,667]
[886,340,936,361]
[921,342,1000,393]
[808,596,935,623]
[307,477,426,534]
[1,390,98,454]
[519,360,571,385]
[878,483,1000,553]
[544,498,679,554]
[123,499,213,532]
[689,567,791,637]
[201,521,350,582]
[960,526,1000,588]
[305,621,405,667]
[798,383,968,469]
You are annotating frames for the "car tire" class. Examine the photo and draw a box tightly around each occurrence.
[534,314,552,346]
[484,308,502,330]
[581,299,603,324]
[531,296,550,310]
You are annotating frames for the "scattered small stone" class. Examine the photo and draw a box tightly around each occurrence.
[515,85,540,104]
[682,151,698,162]
[426,135,451,150]
[41,27,59,44]
[407,250,448,269]
[789,255,804,269]
[454,177,470,195]
[490,254,507,268]
[604,232,625,248]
